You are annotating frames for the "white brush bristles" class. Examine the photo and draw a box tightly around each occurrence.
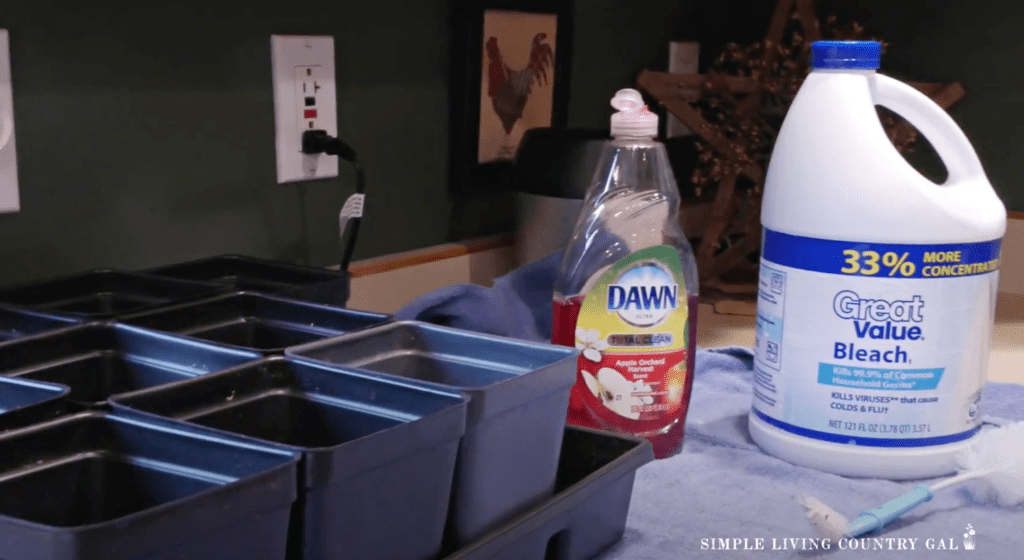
[957,422,1024,507]
[799,495,849,540]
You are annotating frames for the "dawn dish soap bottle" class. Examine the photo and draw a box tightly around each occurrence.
[552,88,699,459]
[749,41,1006,479]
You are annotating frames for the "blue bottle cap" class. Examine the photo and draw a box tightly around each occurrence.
[812,40,881,70]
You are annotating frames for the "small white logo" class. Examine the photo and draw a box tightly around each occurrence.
[963,524,976,550]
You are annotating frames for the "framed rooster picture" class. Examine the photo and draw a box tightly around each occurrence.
[449,0,573,195]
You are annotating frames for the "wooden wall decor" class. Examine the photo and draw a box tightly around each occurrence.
[638,0,967,301]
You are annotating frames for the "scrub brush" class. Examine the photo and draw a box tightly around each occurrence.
[802,421,1024,539]
[799,495,849,541]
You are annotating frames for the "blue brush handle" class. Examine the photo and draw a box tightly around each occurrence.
[845,485,935,537]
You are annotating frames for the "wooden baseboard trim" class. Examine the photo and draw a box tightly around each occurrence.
[348,233,515,278]
[345,211,1023,278]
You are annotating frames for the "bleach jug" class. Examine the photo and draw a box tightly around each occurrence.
[552,89,699,459]
[749,41,1006,479]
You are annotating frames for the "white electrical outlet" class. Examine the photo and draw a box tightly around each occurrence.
[271,35,338,184]
[0,30,20,213]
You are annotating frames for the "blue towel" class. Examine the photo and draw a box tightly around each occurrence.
[602,347,1024,559]
[394,250,562,343]
[397,255,1024,559]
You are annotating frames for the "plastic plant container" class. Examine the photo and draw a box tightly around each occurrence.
[0,270,226,320]
[286,320,578,547]
[116,291,389,354]
[0,376,70,433]
[0,305,79,342]
[443,426,653,560]
[0,411,299,560]
[109,356,469,560]
[0,399,84,435]
[144,254,351,306]
[0,323,261,408]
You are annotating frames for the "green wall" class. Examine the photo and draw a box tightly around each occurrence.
[819,0,1024,212]
[5,2,1010,287]
[0,1,706,286]
[1,3,452,285]
[666,0,1024,211]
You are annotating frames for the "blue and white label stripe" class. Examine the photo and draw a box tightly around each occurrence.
[753,409,979,447]
[761,229,1001,279]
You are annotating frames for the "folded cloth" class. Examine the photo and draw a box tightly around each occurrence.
[394,250,562,343]
[397,255,1024,559]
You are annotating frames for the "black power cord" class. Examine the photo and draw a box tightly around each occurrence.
[301,130,364,274]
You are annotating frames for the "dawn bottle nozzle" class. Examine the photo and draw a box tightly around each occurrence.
[609,88,658,139]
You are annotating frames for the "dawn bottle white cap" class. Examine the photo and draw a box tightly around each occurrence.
[610,88,658,138]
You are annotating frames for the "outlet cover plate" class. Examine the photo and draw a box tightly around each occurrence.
[0,30,20,213]
[271,35,338,184]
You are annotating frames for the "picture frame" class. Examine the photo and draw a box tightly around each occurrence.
[449,0,574,196]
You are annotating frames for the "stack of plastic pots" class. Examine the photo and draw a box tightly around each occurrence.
[110,357,470,560]
[286,321,586,547]
[0,305,79,342]
[0,323,262,408]
[0,411,301,560]
[115,291,388,355]
[0,375,69,432]
[0,270,227,320]
[0,255,656,560]
[144,254,352,307]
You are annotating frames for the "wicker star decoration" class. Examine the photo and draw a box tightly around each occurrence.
[637,0,967,301]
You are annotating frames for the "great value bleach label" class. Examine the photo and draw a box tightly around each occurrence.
[751,41,1006,478]
[752,229,1001,447]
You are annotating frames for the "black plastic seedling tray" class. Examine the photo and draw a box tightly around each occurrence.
[110,356,469,560]
[0,398,85,435]
[0,270,226,319]
[0,305,79,342]
[116,292,389,354]
[286,320,578,547]
[0,323,261,408]
[444,426,654,560]
[0,411,300,560]
[144,254,351,306]
[0,376,70,434]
